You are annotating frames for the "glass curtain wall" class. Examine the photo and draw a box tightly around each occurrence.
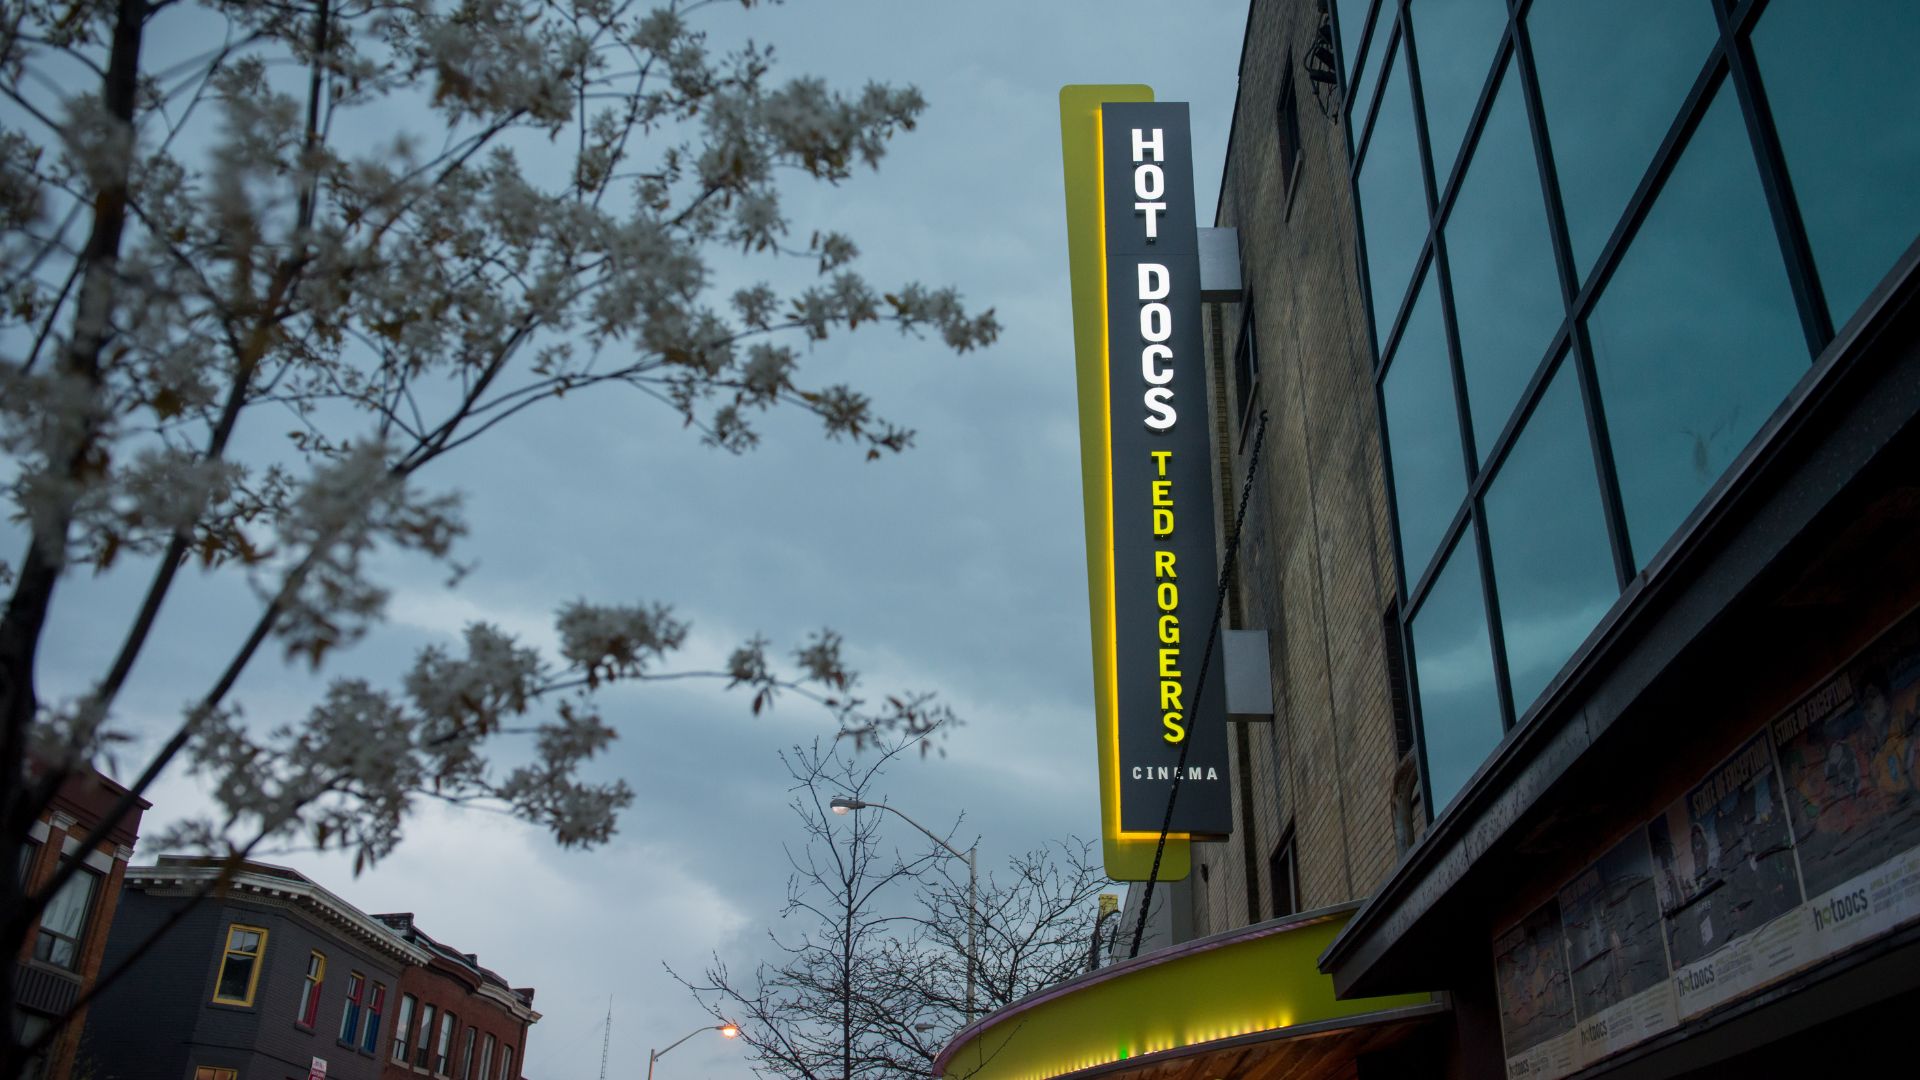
[1335,0,1920,816]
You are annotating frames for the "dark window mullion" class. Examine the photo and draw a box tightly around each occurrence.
[1403,476,1472,616]
[1335,0,1381,111]
[1568,325,1636,587]
[1508,3,1578,319]
[1349,19,1398,170]
[1464,343,1579,729]
[1426,9,1519,230]
[1564,50,1728,322]
[1471,506,1519,733]
[1716,0,1833,355]
[1355,22,1437,373]
[1348,21,1402,372]
[1396,0,1475,491]
[1507,0,1633,589]
[1399,540,1436,822]
[1458,322,1573,504]
[1373,245,1437,380]
[1395,0,1444,279]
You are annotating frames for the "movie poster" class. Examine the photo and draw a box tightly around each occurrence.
[1556,830,1676,1063]
[1495,900,1578,1080]
[1647,732,1807,1016]
[1773,612,1920,954]
[1497,606,1920,1077]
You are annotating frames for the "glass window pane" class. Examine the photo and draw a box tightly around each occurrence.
[1445,56,1565,463]
[1408,0,1509,181]
[1483,360,1619,712]
[1337,0,1374,80]
[39,864,93,933]
[1357,39,1429,346]
[1383,267,1467,580]
[1411,532,1503,813]
[217,955,255,1001]
[1527,0,1718,279]
[1753,0,1920,325]
[35,867,95,968]
[1588,84,1808,565]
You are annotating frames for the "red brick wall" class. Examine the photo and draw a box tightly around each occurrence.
[382,959,529,1080]
[16,769,145,1080]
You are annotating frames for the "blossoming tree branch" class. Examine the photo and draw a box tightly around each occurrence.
[0,0,997,1063]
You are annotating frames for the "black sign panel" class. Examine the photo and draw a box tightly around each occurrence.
[1101,102,1230,837]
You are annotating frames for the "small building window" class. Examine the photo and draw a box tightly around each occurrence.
[1233,308,1259,429]
[339,971,365,1043]
[479,1032,496,1080]
[462,1025,477,1079]
[211,924,269,1006]
[1382,601,1415,757]
[361,982,385,1054]
[193,1069,238,1080]
[414,1003,436,1069]
[499,1045,514,1080]
[296,951,325,1027]
[1269,828,1299,919]
[16,1012,50,1080]
[392,993,417,1063]
[32,864,99,971]
[436,1009,457,1076]
[1277,56,1304,203]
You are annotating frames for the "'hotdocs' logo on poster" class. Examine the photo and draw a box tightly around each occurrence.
[1811,888,1871,931]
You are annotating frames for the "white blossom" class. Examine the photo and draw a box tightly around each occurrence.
[1,0,989,885]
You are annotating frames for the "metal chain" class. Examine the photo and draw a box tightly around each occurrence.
[1128,408,1272,958]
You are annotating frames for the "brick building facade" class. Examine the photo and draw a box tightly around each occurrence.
[81,858,422,1080]
[1186,0,1416,941]
[12,767,148,1080]
[373,914,535,1080]
[956,2,1920,1078]
[1110,1,1920,1077]
[78,858,537,1080]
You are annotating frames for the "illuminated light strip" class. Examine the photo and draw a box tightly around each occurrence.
[1095,105,1186,845]
[1062,88,1192,868]
[932,903,1439,1080]
[1092,107,1185,845]
[1094,102,1122,842]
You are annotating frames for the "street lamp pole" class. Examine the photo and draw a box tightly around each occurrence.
[831,796,979,1021]
[645,1022,738,1080]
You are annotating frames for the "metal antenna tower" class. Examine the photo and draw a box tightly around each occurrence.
[599,995,613,1080]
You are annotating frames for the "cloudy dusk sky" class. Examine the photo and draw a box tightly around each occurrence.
[18,2,1248,1076]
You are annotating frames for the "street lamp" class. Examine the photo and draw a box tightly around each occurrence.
[1089,893,1121,973]
[645,1022,737,1080]
[829,795,980,1021]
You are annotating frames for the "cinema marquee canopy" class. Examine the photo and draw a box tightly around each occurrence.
[1059,85,1231,881]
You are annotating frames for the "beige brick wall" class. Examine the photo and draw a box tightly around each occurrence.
[1190,0,1423,940]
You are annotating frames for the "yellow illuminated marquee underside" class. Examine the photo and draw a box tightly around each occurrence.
[934,905,1438,1080]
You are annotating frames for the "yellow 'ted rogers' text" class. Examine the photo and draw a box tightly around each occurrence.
[1151,449,1183,743]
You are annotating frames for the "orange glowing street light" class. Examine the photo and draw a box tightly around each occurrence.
[646,1022,738,1080]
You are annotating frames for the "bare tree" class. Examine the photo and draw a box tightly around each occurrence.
[678,737,1112,1080]
[864,839,1110,1076]
[676,734,945,1080]
[0,0,996,1070]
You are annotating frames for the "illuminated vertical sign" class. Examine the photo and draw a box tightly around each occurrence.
[1060,87,1230,880]
[1100,101,1231,838]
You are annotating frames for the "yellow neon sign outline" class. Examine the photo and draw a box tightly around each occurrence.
[1096,105,1189,844]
